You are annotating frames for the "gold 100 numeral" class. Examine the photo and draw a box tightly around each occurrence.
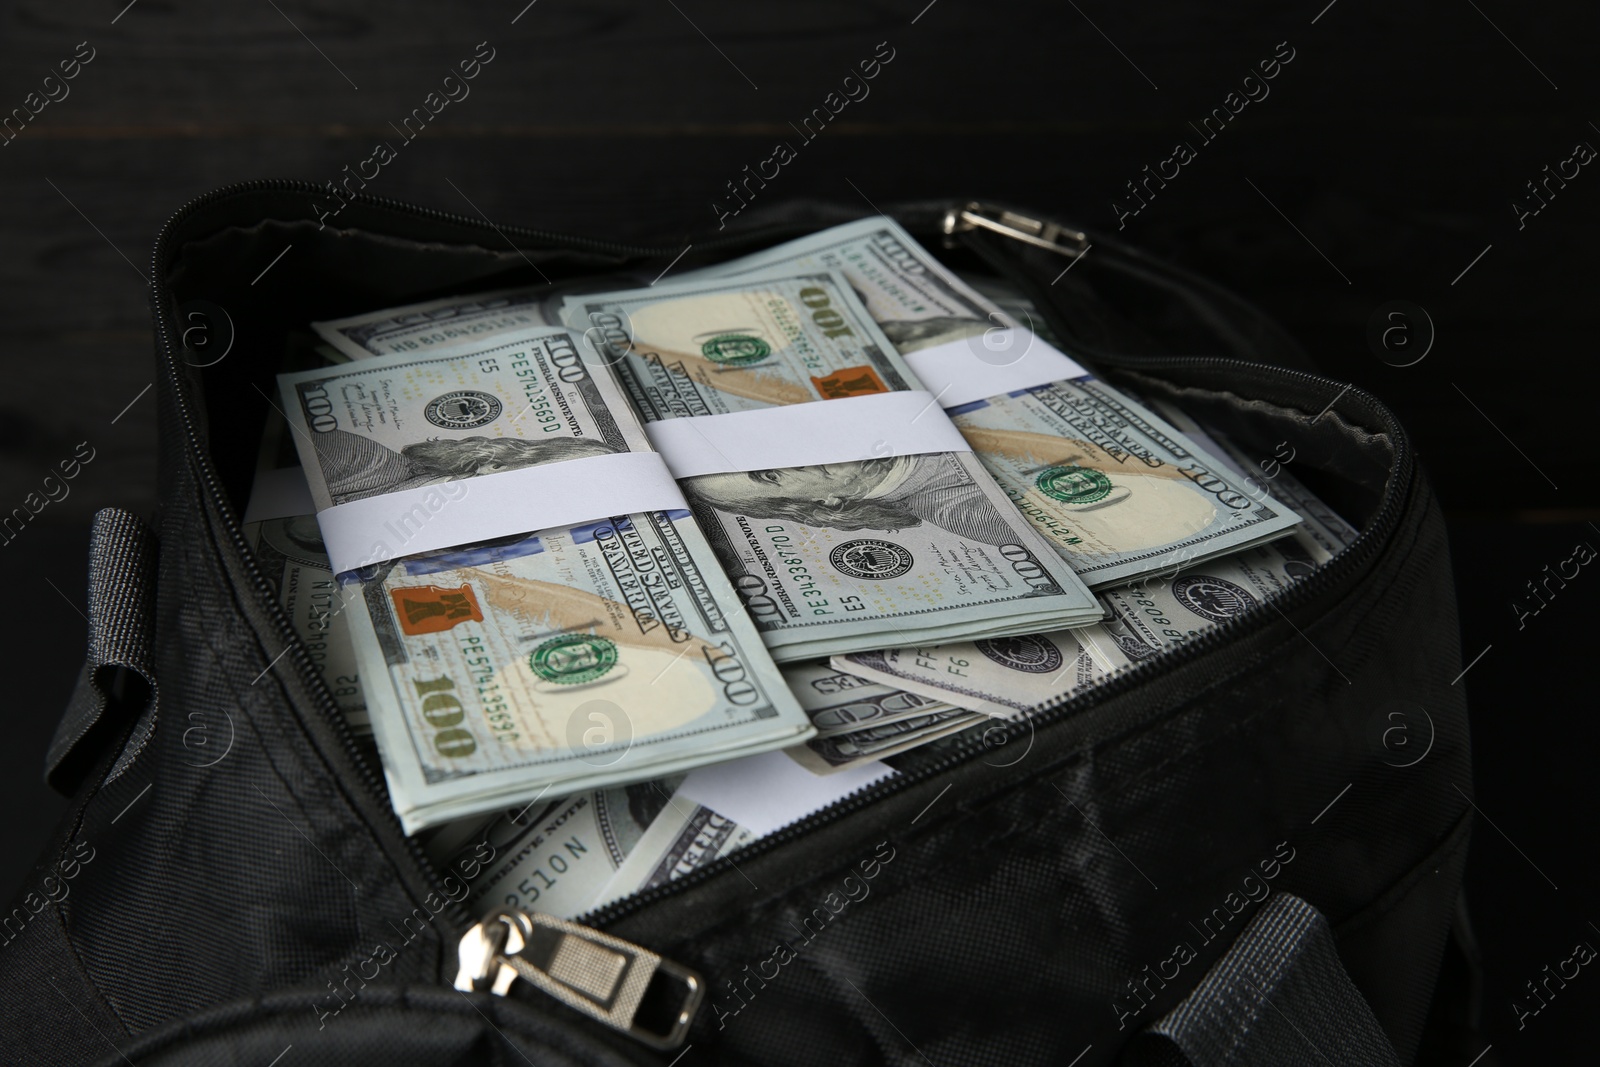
[412,674,478,757]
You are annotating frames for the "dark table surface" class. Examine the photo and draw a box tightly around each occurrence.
[2,1,1595,1061]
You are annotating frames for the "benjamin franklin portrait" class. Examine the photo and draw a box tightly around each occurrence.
[313,427,619,506]
[682,453,1016,546]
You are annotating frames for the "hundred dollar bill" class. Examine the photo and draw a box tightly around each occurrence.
[422,778,697,919]
[559,271,1104,661]
[244,406,372,734]
[787,708,985,774]
[833,415,1356,716]
[688,217,1302,588]
[311,286,555,362]
[783,660,956,737]
[589,666,968,909]
[277,326,814,832]
[590,743,901,910]
[471,723,908,917]
[244,513,372,734]
[310,276,648,362]
[1143,398,1357,552]
[588,786,755,911]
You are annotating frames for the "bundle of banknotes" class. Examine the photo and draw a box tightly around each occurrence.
[249,216,1343,912]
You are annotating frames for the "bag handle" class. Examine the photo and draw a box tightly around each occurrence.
[45,507,160,795]
[1130,892,1401,1067]
[942,201,1318,374]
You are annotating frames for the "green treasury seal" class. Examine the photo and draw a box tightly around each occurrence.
[701,334,772,365]
[530,634,619,685]
[1035,465,1113,505]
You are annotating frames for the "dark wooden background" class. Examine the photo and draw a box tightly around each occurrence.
[2,0,1596,1060]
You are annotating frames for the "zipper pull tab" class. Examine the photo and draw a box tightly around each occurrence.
[942,201,1089,258]
[456,907,704,1050]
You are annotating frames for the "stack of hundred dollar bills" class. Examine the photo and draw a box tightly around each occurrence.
[414,415,1356,921]
[249,217,1343,912]
[275,324,835,833]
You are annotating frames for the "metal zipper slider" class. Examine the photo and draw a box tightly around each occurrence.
[942,201,1089,258]
[456,907,704,1050]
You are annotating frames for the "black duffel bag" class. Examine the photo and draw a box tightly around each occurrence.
[0,188,1472,1066]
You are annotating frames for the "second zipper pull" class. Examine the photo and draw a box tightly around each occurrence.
[456,906,704,1050]
[943,201,1089,258]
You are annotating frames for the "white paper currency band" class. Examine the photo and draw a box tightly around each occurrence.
[905,330,1091,409]
[642,390,971,480]
[316,450,690,574]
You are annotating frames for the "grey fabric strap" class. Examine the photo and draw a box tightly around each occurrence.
[46,507,159,794]
[1142,892,1401,1067]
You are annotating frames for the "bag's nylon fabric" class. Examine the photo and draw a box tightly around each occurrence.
[83,986,665,1067]
[597,451,1468,1066]
[0,194,1470,1066]
[46,507,160,794]
[1139,893,1402,1066]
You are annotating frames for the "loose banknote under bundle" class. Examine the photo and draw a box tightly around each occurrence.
[241,216,1345,917]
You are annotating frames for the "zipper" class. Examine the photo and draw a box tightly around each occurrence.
[147,180,837,933]
[581,301,1415,928]
[155,177,804,266]
[149,188,464,916]
[582,408,1406,927]
[152,183,1414,946]
[943,201,1090,258]
[456,906,703,1049]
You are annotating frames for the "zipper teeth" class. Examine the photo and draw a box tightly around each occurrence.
[155,312,462,919]
[585,362,1414,927]
[153,182,1414,936]
[150,181,488,928]
[147,178,828,931]
[581,208,1420,925]
[156,177,790,261]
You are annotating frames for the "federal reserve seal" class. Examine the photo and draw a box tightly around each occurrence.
[701,334,772,365]
[975,635,1064,674]
[425,390,502,429]
[829,539,914,580]
[530,634,619,685]
[1035,465,1113,505]
[1170,575,1257,622]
